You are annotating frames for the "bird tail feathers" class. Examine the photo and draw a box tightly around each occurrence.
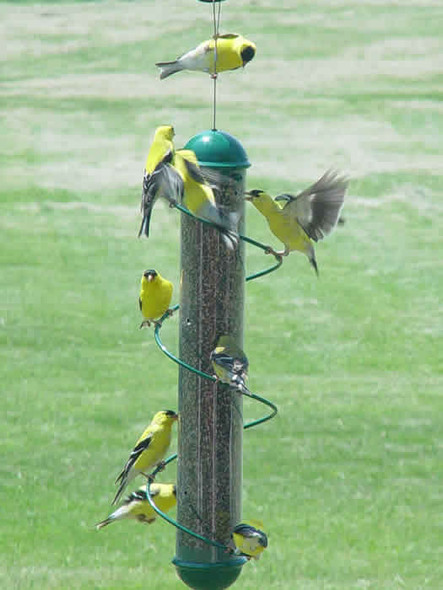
[96,503,129,529]
[96,517,113,530]
[232,375,252,396]
[112,472,128,505]
[138,164,183,238]
[308,246,319,276]
[211,209,239,251]
[138,206,153,238]
[155,60,183,79]
[197,202,239,251]
[220,211,240,251]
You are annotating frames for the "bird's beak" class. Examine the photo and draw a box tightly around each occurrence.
[244,191,253,201]
[173,413,179,421]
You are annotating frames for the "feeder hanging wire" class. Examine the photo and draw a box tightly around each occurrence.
[211,0,222,130]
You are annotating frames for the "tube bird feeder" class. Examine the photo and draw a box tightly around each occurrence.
[173,130,250,590]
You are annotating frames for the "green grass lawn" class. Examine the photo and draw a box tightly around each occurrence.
[1,1,442,588]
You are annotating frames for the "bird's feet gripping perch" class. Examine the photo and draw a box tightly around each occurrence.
[148,460,167,479]
[264,246,285,259]
[139,308,175,330]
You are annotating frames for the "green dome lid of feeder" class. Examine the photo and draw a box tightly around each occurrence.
[184,130,250,169]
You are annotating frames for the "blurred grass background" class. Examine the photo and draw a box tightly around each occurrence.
[1,1,442,588]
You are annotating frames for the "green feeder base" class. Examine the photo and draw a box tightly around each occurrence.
[173,557,247,590]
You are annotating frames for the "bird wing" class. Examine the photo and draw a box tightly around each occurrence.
[210,349,236,373]
[233,523,260,538]
[138,153,184,237]
[179,39,212,61]
[175,149,238,197]
[144,150,183,203]
[179,151,208,185]
[233,523,268,547]
[155,150,184,202]
[174,151,239,249]
[211,348,248,380]
[115,433,154,485]
[138,297,142,312]
[138,169,155,237]
[125,486,159,505]
[279,170,348,242]
[124,489,145,505]
[217,337,249,370]
[175,150,219,191]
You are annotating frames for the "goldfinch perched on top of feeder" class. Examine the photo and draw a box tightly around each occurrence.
[113,410,178,505]
[138,125,183,238]
[96,483,176,530]
[210,335,250,394]
[139,269,173,328]
[174,149,239,250]
[231,521,268,560]
[245,170,349,275]
[156,33,256,79]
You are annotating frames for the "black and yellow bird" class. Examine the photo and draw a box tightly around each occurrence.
[231,521,268,560]
[139,269,173,328]
[96,483,176,529]
[156,33,256,79]
[246,170,348,274]
[113,410,178,505]
[138,125,183,238]
[210,335,250,394]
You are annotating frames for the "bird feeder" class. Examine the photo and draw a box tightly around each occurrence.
[173,129,251,590]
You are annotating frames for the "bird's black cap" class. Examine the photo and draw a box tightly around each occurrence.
[241,45,256,65]
[143,269,158,278]
[244,189,263,200]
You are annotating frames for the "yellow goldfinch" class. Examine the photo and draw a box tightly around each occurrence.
[138,125,183,238]
[210,335,250,394]
[231,521,268,560]
[156,33,256,79]
[113,410,178,505]
[246,170,348,274]
[139,269,173,328]
[174,149,238,250]
[96,483,176,529]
